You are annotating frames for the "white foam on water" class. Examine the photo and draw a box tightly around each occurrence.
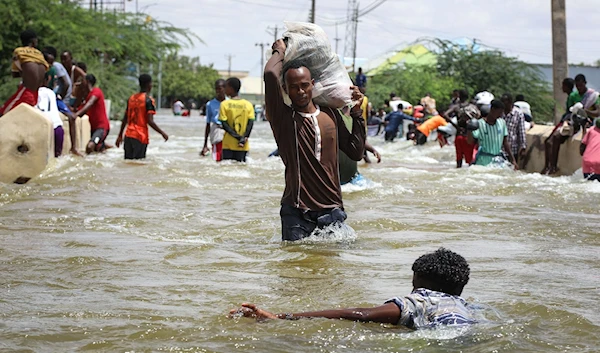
[341,178,381,193]
[299,222,357,244]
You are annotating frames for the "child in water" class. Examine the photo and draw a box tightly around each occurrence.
[230,248,475,329]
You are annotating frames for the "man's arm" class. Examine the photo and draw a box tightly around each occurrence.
[264,40,286,125]
[201,123,211,154]
[337,87,367,161]
[580,143,587,156]
[518,112,527,155]
[75,95,98,117]
[221,121,242,140]
[148,114,168,141]
[503,136,518,169]
[239,103,256,145]
[585,103,600,118]
[115,104,128,148]
[57,76,69,98]
[365,141,381,163]
[230,302,401,325]
[467,130,477,145]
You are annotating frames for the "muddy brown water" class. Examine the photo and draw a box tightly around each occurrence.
[1,115,599,352]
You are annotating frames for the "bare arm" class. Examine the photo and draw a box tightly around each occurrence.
[231,302,401,325]
[585,103,600,118]
[580,143,587,156]
[57,76,69,98]
[75,95,98,117]
[467,130,476,145]
[503,136,518,169]
[148,114,168,141]
[365,140,381,163]
[203,123,211,148]
[115,108,128,148]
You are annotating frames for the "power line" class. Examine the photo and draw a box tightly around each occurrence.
[266,25,282,42]
[358,0,387,16]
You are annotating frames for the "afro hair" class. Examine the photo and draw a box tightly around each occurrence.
[411,248,470,295]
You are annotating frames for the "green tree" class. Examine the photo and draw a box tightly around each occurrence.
[161,54,220,108]
[0,0,214,119]
[368,64,459,111]
[368,39,554,122]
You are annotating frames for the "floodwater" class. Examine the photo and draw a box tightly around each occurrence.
[1,114,599,352]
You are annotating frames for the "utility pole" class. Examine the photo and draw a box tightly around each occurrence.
[255,43,269,105]
[225,54,234,77]
[352,5,358,74]
[344,0,358,72]
[310,0,316,23]
[551,0,568,124]
[334,22,341,55]
[266,25,282,42]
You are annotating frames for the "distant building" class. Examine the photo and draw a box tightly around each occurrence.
[217,70,263,105]
[536,64,600,91]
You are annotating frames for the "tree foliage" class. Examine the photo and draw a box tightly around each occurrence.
[368,39,554,121]
[161,54,220,108]
[368,64,459,112]
[0,0,216,118]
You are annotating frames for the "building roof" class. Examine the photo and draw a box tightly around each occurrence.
[365,44,437,76]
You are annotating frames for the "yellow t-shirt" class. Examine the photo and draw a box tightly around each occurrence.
[12,47,49,72]
[219,98,255,151]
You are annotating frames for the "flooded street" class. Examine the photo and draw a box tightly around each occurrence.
[1,114,599,352]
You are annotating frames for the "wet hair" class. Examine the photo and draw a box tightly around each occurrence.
[77,62,87,72]
[515,94,525,102]
[412,248,470,295]
[575,74,586,83]
[20,29,37,46]
[458,89,469,101]
[225,77,241,93]
[139,74,152,88]
[282,60,312,84]
[562,78,574,91]
[85,74,97,87]
[501,93,513,102]
[215,78,226,87]
[43,46,57,58]
[490,99,505,111]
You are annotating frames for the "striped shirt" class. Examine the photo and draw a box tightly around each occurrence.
[504,106,526,156]
[472,118,508,166]
[385,288,475,329]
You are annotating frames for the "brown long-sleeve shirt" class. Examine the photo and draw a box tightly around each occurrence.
[264,50,366,211]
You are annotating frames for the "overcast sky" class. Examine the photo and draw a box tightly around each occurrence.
[128,0,600,76]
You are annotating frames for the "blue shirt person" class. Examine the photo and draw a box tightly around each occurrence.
[384,110,417,141]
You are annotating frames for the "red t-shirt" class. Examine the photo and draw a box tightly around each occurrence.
[582,127,600,174]
[86,87,110,131]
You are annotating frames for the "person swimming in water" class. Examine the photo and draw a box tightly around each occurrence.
[230,248,476,329]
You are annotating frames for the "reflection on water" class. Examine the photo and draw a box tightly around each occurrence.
[1,115,599,352]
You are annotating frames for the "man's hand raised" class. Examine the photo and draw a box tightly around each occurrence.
[350,86,364,114]
[272,39,286,54]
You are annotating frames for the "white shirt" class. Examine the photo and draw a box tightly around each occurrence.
[173,100,184,113]
[389,99,412,112]
[37,87,63,129]
[514,101,531,117]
